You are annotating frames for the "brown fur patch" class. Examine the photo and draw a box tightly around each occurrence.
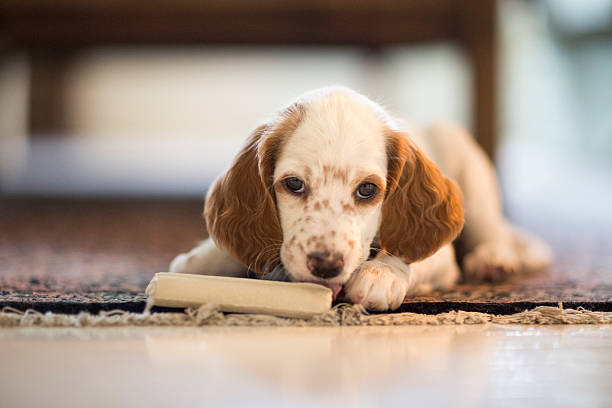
[204,104,305,275]
[259,104,305,187]
[321,165,350,184]
[342,202,355,213]
[378,128,464,263]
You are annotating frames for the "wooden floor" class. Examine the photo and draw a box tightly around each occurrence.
[1,324,611,407]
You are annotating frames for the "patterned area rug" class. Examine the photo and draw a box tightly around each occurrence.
[1,198,611,315]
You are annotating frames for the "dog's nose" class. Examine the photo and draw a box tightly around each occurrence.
[306,251,344,279]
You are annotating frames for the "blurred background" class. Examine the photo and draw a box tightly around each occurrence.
[1,0,611,232]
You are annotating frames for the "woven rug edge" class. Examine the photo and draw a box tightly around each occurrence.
[1,303,611,327]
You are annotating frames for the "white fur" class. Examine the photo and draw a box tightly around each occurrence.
[273,92,387,292]
[170,87,553,311]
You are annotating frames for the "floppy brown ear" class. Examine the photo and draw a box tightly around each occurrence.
[204,105,303,274]
[379,131,464,263]
[204,125,281,274]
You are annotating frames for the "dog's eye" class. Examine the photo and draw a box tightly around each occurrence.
[284,177,305,194]
[356,183,378,199]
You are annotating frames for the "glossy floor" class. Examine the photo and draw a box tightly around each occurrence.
[1,324,611,407]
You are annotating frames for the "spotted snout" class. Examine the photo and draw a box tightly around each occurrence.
[279,212,368,285]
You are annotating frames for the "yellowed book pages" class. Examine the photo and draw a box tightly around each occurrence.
[146,272,332,318]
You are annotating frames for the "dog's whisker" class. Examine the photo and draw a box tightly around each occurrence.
[248,243,283,273]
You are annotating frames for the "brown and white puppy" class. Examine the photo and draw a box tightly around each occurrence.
[170,87,552,311]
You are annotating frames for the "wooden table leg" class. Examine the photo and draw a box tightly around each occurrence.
[460,0,498,161]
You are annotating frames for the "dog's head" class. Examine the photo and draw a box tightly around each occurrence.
[205,88,463,291]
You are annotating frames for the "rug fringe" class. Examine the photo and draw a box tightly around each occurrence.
[1,303,611,328]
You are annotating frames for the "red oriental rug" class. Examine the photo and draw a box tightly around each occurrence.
[1,198,610,315]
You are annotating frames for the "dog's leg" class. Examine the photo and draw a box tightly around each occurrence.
[408,244,460,294]
[169,238,248,277]
[343,245,459,311]
[426,122,552,281]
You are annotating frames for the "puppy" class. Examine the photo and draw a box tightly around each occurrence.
[170,87,552,311]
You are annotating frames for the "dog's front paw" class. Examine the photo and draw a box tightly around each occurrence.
[343,260,409,311]
[463,242,520,282]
